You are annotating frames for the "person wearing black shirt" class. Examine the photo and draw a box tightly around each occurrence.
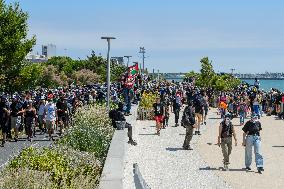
[10,97,24,142]
[218,114,237,170]
[56,95,68,135]
[109,102,137,146]
[0,98,9,147]
[242,115,264,174]
[153,97,164,136]
[182,101,196,150]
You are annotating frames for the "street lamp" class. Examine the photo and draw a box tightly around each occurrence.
[139,47,145,73]
[124,56,132,67]
[101,36,116,111]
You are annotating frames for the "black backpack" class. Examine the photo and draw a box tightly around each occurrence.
[182,106,195,126]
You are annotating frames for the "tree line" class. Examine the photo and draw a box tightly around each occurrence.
[185,57,241,91]
[0,0,126,92]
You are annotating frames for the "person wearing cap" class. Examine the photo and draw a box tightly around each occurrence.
[44,94,57,141]
[242,114,264,174]
[217,113,237,170]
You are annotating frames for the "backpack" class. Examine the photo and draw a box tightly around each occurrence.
[182,107,195,126]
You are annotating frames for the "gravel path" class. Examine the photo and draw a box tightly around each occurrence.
[123,109,232,189]
[0,131,54,171]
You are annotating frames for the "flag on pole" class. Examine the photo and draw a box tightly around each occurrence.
[128,64,139,77]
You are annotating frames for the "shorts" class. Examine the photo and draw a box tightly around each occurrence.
[46,120,56,130]
[11,116,21,129]
[155,115,164,123]
[38,115,45,125]
[58,116,67,123]
[195,113,203,122]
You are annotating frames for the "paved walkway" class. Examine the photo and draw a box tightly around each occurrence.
[0,131,53,171]
[123,109,232,189]
[198,110,284,189]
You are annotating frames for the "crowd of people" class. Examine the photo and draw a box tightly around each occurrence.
[1,75,283,174]
[150,78,283,174]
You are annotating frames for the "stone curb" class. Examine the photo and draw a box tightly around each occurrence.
[99,130,127,189]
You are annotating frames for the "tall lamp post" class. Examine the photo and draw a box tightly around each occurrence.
[101,36,116,111]
[139,47,146,73]
[124,55,132,67]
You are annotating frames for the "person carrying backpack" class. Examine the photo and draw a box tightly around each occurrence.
[194,93,204,135]
[182,101,196,150]
[217,113,238,170]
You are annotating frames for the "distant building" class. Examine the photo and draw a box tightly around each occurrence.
[26,53,48,63]
[42,44,56,58]
[111,57,124,65]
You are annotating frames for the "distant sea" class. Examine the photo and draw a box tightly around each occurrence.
[166,78,284,92]
[242,79,284,92]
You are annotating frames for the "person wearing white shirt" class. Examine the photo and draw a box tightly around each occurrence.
[44,96,57,141]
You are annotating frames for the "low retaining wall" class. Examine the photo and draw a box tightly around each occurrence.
[99,130,127,189]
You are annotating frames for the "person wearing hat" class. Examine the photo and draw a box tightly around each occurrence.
[217,113,237,170]
[242,114,264,174]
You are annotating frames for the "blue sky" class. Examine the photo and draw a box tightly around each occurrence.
[5,0,284,73]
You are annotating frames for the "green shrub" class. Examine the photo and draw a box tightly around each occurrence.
[6,146,102,188]
[58,105,114,162]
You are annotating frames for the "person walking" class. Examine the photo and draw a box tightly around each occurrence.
[182,101,196,150]
[24,100,37,142]
[44,95,57,141]
[218,114,238,170]
[238,99,247,125]
[242,114,264,174]
[194,93,204,135]
[153,97,164,136]
[172,92,182,127]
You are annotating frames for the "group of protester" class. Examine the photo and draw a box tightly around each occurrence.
[150,78,283,174]
[1,73,283,175]
[0,83,125,147]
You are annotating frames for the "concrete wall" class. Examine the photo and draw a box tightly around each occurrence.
[99,130,127,189]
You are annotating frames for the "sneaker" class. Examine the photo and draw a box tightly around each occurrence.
[259,167,264,171]
[257,168,262,174]
[246,167,251,171]
[198,131,201,135]
[204,122,207,125]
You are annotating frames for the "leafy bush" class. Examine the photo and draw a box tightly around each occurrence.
[139,91,159,109]
[58,104,114,162]
[4,146,102,188]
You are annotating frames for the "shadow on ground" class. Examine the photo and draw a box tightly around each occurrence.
[199,167,247,172]
[166,147,184,152]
